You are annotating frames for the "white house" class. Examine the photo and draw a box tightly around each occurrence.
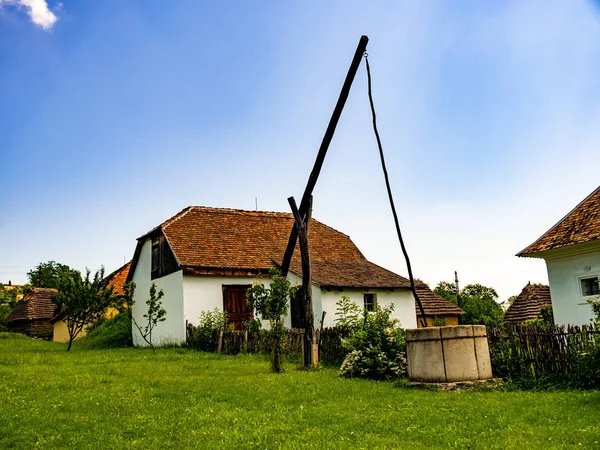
[126,206,456,346]
[517,186,600,326]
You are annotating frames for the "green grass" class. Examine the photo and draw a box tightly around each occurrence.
[0,333,599,449]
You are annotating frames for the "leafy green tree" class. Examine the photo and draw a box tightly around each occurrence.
[246,269,295,373]
[433,281,459,304]
[434,281,504,327]
[27,261,79,289]
[53,268,117,351]
[123,282,166,353]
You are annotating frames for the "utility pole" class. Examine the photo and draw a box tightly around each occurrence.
[455,271,461,308]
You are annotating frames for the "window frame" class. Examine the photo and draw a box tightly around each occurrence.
[363,293,377,312]
[579,275,600,299]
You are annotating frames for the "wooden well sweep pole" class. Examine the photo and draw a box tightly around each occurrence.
[281,35,369,277]
[288,196,315,367]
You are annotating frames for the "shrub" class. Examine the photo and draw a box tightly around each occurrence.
[338,302,407,380]
[77,313,132,349]
[191,308,228,352]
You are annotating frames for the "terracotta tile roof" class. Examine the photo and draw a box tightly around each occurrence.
[415,285,465,317]
[130,206,412,289]
[105,261,131,297]
[504,283,552,324]
[6,288,57,323]
[285,259,411,289]
[518,186,600,256]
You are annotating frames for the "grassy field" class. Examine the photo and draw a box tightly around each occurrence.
[0,333,599,449]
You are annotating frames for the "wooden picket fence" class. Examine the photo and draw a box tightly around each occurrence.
[186,324,349,364]
[487,323,599,384]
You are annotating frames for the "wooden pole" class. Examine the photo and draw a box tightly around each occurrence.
[288,195,314,367]
[281,35,369,277]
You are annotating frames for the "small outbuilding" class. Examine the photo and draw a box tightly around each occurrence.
[504,283,552,325]
[6,288,57,338]
[415,285,465,327]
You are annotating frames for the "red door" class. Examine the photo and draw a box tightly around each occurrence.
[222,285,253,330]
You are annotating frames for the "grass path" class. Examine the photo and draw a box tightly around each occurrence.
[0,333,599,449]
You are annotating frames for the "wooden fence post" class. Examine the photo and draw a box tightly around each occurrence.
[218,328,224,353]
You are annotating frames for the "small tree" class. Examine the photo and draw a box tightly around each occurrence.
[123,282,166,353]
[334,295,361,331]
[53,268,116,351]
[246,269,295,373]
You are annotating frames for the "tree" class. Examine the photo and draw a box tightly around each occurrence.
[27,261,79,289]
[434,281,504,327]
[53,268,116,351]
[246,269,295,373]
[123,282,166,353]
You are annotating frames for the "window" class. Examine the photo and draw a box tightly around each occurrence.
[581,277,600,297]
[364,293,377,312]
[150,234,177,280]
[151,237,161,279]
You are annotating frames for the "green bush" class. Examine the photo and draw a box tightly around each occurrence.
[338,302,407,380]
[190,308,228,352]
[76,313,132,349]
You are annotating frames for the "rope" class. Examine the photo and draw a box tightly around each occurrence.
[364,53,427,327]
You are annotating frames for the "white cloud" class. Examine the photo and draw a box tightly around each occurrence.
[0,0,58,30]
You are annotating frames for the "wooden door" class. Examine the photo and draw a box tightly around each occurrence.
[222,285,252,330]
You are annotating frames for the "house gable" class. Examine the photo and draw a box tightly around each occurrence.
[518,186,600,257]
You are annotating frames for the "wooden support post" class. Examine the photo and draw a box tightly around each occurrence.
[217,328,224,353]
[281,35,369,277]
[244,330,249,353]
[312,329,319,368]
[288,195,314,367]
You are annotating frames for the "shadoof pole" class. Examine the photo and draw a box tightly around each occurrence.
[280,35,369,277]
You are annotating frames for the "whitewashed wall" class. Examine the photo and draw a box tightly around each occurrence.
[319,288,417,329]
[131,239,184,346]
[182,273,317,329]
[545,246,599,326]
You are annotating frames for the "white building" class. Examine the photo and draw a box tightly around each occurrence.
[126,206,429,346]
[518,186,600,326]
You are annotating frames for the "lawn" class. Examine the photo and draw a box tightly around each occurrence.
[0,333,599,449]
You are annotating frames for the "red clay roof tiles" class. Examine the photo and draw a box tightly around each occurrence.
[132,206,413,289]
[519,186,600,256]
[105,261,131,297]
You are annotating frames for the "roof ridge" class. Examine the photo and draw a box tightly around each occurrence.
[184,205,357,241]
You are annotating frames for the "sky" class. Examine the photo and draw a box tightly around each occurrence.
[1,1,600,302]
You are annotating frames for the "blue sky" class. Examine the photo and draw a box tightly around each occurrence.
[1,1,600,302]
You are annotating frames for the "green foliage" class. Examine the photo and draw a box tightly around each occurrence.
[435,281,504,327]
[246,269,295,373]
[76,313,133,349]
[244,317,262,334]
[27,261,79,289]
[0,284,20,305]
[334,295,361,330]
[433,281,458,304]
[191,308,228,352]
[339,304,407,380]
[523,305,554,327]
[53,267,117,351]
[123,282,166,353]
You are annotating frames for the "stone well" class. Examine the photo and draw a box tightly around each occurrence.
[406,325,492,383]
